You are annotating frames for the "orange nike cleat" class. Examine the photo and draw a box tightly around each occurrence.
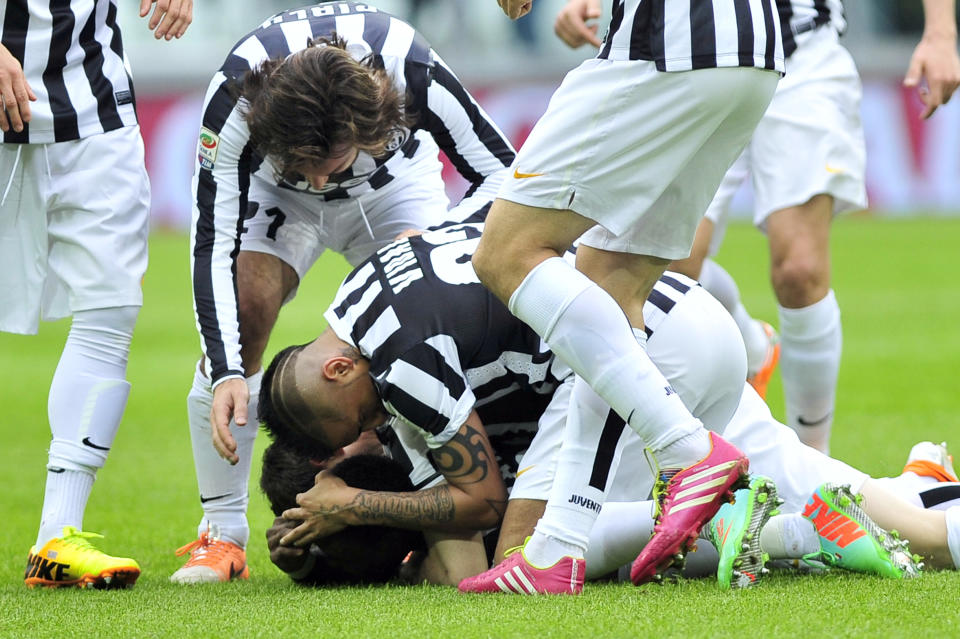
[747,322,780,400]
[170,527,249,584]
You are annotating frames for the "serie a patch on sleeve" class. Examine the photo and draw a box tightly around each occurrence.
[198,127,220,170]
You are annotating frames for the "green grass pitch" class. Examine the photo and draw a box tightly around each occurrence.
[1,217,959,638]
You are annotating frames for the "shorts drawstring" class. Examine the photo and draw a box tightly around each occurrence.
[1,145,22,207]
[357,199,374,240]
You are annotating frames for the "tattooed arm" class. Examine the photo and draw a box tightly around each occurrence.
[280,411,508,547]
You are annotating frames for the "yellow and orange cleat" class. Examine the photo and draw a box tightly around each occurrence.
[24,526,140,589]
[747,321,780,400]
[170,527,249,584]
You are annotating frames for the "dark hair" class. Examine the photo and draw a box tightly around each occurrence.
[259,343,335,460]
[241,35,409,180]
[260,444,425,584]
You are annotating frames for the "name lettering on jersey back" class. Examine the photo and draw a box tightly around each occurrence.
[261,3,377,28]
[378,241,423,294]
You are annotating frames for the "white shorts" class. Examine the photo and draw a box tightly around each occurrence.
[511,285,748,501]
[704,26,866,248]
[241,141,450,301]
[498,58,778,259]
[0,126,150,334]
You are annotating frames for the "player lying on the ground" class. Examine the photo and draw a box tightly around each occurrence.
[258,223,959,591]
[260,425,958,588]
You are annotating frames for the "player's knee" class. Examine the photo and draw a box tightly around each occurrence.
[471,240,502,289]
[771,253,828,307]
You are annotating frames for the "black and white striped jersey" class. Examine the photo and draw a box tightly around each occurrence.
[598,0,784,73]
[0,0,137,144]
[323,221,699,489]
[324,221,566,451]
[192,2,515,385]
[778,0,845,58]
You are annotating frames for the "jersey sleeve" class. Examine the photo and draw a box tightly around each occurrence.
[417,50,516,218]
[190,71,255,384]
[375,335,477,450]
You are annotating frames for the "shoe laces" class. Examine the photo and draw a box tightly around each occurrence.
[57,526,106,556]
[501,536,531,559]
[176,530,238,566]
[643,448,678,518]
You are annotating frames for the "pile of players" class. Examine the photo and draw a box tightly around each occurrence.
[7,0,960,591]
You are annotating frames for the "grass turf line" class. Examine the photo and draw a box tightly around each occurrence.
[1,217,959,638]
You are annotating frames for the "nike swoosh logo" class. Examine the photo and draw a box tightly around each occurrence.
[82,437,110,451]
[48,467,66,474]
[797,412,832,427]
[200,492,232,504]
[516,465,535,478]
[229,561,247,580]
[513,168,544,179]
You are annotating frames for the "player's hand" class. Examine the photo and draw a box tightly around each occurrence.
[498,0,533,20]
[554,0,602,49]
[139,0,193,40]
[0,44,37,133]
[904,30,960,119]
[266,517,311,573]
[279,470,358,547]
[210,377,249,464]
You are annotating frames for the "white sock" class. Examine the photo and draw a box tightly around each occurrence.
[584,501,656,579]
[946,507,960,569]
[697,259,740,313]
[759,513,821,559]
[523,376,619,565]
[38,306,137,547]
[186,364,262,548]
[778,290,841,453]
[37,468,96,547]
[509,257,705,461]
[697,260,769,373]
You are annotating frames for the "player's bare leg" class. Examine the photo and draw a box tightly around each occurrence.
[767,194,837,452]
[858,479,957,570]
[174,251,297,584]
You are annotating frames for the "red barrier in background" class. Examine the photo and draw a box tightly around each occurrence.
[139,80,960,228]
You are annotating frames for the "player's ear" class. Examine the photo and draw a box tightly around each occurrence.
[321,355,355,380]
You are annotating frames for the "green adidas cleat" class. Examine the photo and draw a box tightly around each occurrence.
[801,483,922,579]
[705,475,781,589]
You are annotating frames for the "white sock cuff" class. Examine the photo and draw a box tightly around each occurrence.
[508,257,594,340]
[946,506,960,569]
[45,455,98,476]
[778,289,839,338]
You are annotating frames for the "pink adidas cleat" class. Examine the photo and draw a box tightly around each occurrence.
[631,432,749,585]
[458,545,584,595]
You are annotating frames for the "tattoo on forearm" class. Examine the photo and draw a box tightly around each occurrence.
[429,423,491,484]
[350,485,455,526]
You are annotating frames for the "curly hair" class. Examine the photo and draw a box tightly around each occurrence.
[260,445,426,584]
[242,35,409,179]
